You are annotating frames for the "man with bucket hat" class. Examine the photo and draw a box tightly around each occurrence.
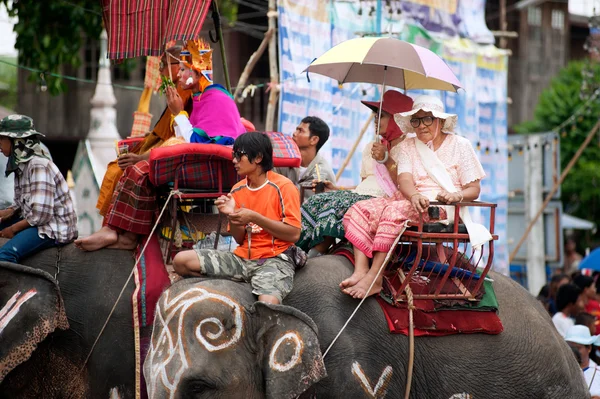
[565,325,600,396]
[0,115,77,263]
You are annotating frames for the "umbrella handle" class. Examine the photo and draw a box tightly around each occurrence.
[376,66,388,144]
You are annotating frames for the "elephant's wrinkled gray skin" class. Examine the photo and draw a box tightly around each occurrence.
[0,241,137,399]
[144,278,326,399]
[146,255,589,399]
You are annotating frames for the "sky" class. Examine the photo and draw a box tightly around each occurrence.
[0,2,597,57]
[570,0,600,16]
[0,5,16,57]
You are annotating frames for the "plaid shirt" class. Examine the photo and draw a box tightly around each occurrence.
[10,158,77,243]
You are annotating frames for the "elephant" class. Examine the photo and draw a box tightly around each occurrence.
[145,254,589,399]
[0,241,138,399]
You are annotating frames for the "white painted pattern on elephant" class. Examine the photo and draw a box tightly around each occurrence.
[449,394,472,399]
[351,361,393,399]
[0,289,37,335]
[109,387,122,399]
[269,331,303,372]
[146,288,244,399]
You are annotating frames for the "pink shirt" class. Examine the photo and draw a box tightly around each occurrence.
[396,134,485,194]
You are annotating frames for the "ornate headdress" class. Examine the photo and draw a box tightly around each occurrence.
[181,39,213,83]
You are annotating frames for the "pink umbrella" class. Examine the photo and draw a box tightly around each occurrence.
[305,37,462,92]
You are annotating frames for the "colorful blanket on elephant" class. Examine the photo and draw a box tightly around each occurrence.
[376,297,503,336]
[297,190,373,251]
[377,277,502,336]
[133,233,171,399]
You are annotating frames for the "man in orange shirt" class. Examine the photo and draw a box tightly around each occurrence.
[173,132,301,304]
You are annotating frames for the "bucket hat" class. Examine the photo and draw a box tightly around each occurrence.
[394,94,457,134]
[0,115,45,139]
[565,325,600,345]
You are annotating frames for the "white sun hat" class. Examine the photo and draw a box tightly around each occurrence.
[394,94,458,134]
[565,325,600,345]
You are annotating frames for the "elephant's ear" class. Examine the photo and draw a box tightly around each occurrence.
[252,302,327,399]
[0,261,69,382]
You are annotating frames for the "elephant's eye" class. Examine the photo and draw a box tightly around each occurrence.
[185,378,218,393]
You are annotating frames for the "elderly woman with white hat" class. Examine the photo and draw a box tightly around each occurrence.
[0,115,77,263]
[341,95,491,299]
[565,325,600,397]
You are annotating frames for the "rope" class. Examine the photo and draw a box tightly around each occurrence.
[398,269,415,399]
[322,225,407,359]
[67,189,179,399]
[0,57,303,94]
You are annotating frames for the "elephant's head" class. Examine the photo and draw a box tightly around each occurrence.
[0,260,69,382]
[144,278,326,399]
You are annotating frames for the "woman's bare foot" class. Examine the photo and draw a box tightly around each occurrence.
[107,231,138,250]
[339,267,368,289]
[343,274,383,299]
[340,245,371,289]
[74,227,118,251]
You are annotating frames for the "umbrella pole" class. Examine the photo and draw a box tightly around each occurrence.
[376,66,388,143]
[212,0,232,92]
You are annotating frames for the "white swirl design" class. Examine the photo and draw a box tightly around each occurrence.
[269,332,303,372]
[145,288,244,399]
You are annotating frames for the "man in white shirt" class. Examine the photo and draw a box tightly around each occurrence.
[552,283,584,337]
[565,325,600,397]
[275,116,335,203]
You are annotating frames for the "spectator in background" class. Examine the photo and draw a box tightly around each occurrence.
[575,275,598,310]
[577,312,598,336]
[565,237,584,276]
[538,273,570,315]
[552,283,584,337]
[565,325,600,397]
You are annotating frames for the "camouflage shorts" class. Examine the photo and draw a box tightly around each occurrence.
[193,248,295,302]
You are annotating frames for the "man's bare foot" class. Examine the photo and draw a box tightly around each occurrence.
[106,231,138,250]
[74,227,118,251]
[343,275,383,299]
[339,268,368,289]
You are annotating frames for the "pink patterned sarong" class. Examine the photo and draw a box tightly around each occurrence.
[343,192,447,258]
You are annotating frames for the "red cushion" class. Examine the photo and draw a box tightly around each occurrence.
[149,144,238,189]
[148,133,301,188]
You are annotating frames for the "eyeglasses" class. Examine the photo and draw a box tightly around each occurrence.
[410,116,436,128]
[159,60,180,70]
[233,150,248,161]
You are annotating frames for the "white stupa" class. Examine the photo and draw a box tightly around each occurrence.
[71,29,120,237]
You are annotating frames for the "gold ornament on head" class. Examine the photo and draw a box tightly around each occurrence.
[181,38,213,73]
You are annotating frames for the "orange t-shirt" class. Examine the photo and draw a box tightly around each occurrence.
[230,171,301,260]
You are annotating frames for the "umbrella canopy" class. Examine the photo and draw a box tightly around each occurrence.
[304,37,462,92]
[101,0,213,60]
[579,248,600,272]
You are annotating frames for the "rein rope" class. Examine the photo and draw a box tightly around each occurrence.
[322,224,415,398]
[67,189,180,399]
[322,224,406,357]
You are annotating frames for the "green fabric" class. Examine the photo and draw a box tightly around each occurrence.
[297,190,373,251]
[5,137,51,177]
[205,84,234,100]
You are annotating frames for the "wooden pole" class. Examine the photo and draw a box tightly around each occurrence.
[499,0,507,49]
[335,113,374,181]
[509,119,600,263]
[212,0,232,92]
[265,0,279,131]
[233,28,274,103]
